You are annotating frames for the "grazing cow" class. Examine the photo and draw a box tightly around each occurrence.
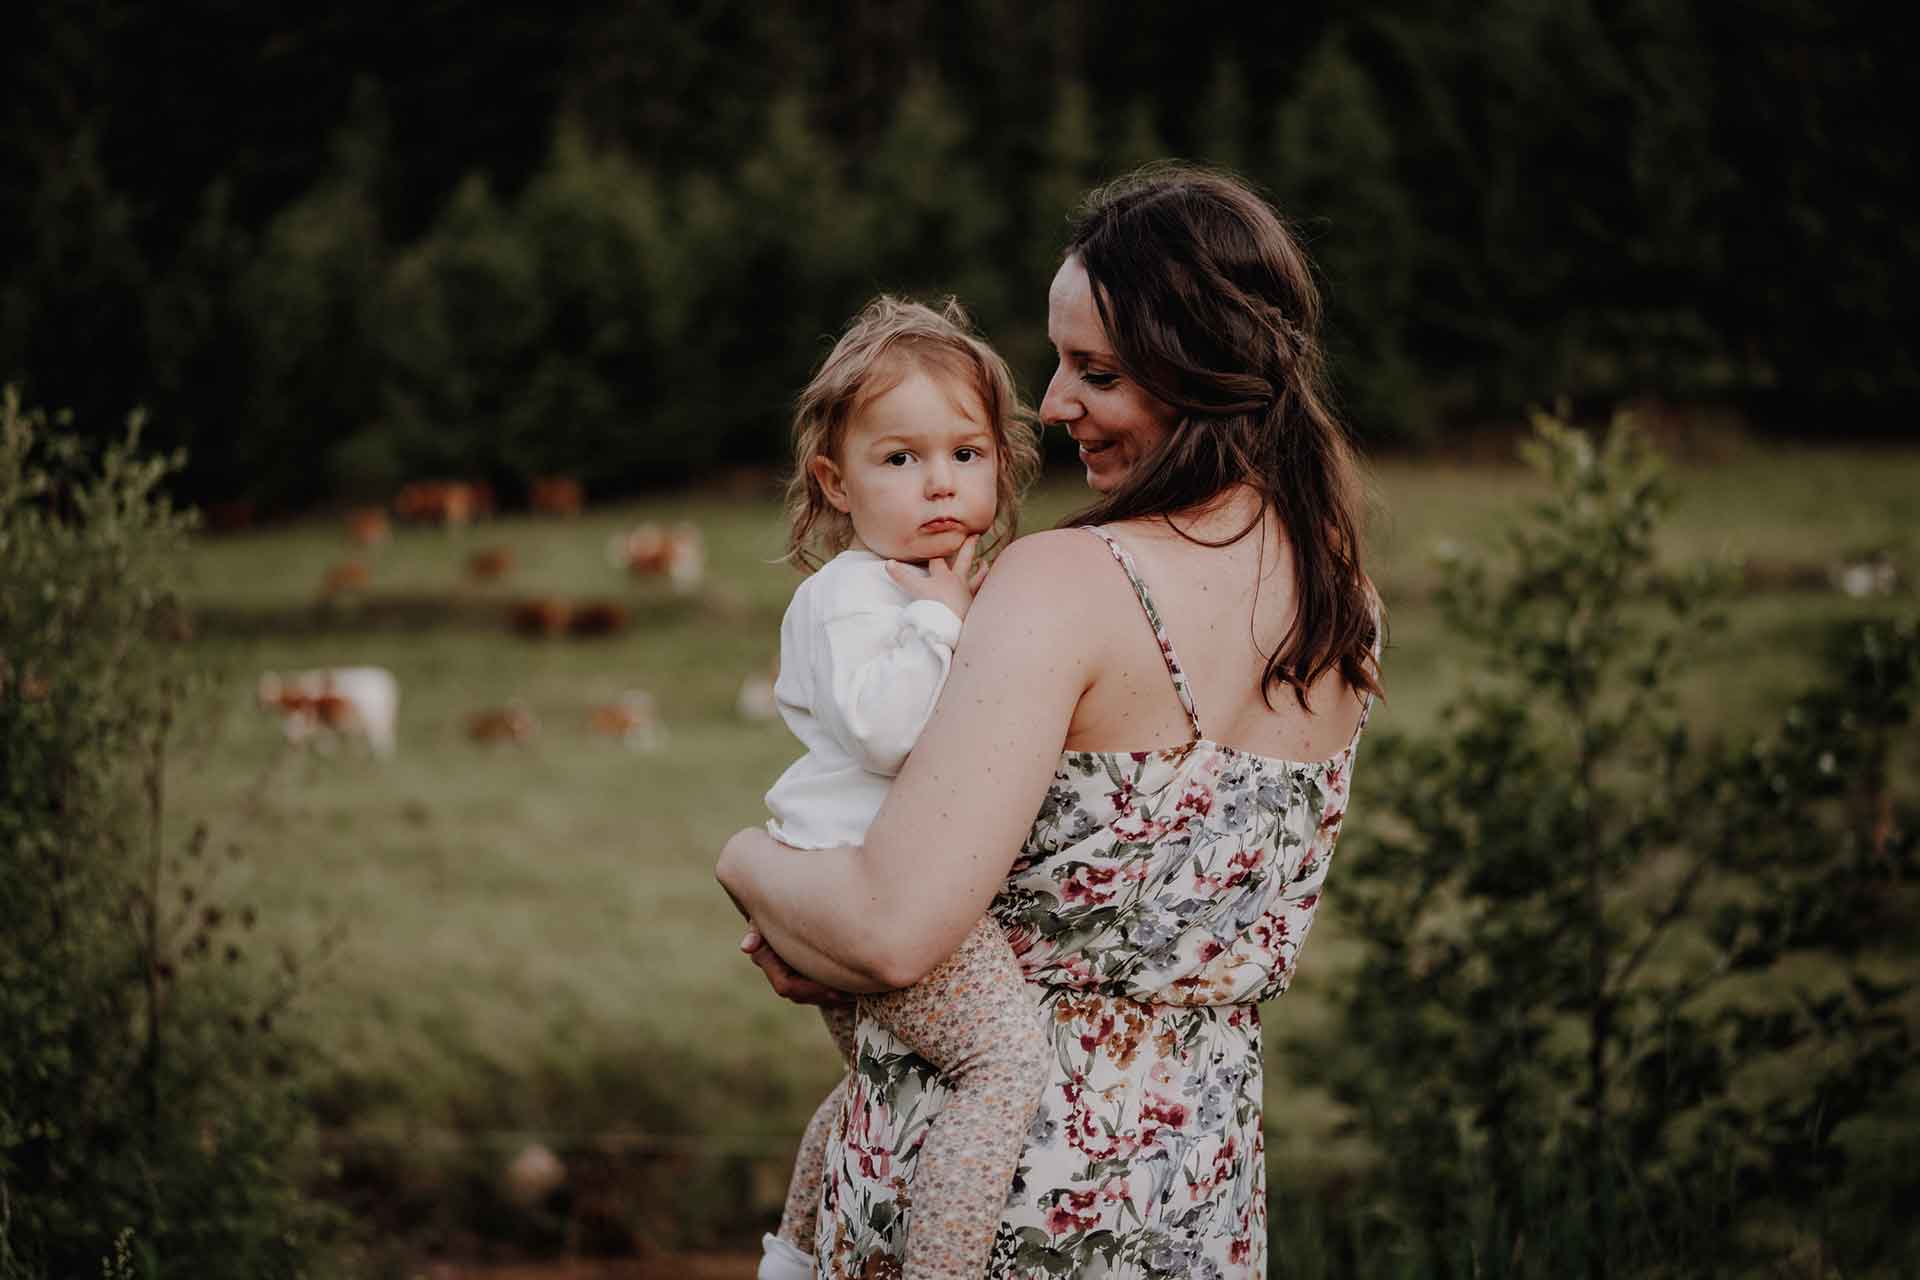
[344,507,391,548]
[566,600,629,637]
[529,476,585,517]
[257,667,399,757]
[609,521,705,592]
[318,559,371,599]
[393,480,489,527]
[589,690,667,751]
[467,703,537,746]
[509,598,572,637]
[735,666,779,722]
[467,547,514,582]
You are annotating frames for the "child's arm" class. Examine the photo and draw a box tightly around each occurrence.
[817,538,985,777]
[818,600,961,776]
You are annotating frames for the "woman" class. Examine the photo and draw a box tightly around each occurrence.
[719,163,1382,1279]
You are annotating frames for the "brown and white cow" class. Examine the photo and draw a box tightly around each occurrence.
[257,667,399,757]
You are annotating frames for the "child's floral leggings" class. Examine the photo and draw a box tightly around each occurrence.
[777,917,1049,1280]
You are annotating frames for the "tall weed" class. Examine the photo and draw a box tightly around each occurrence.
[0,389,337,1278]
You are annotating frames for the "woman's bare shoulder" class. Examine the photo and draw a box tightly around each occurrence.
[968,528,1116,656]
[993,525,1109,575]
[980,526,1127,604]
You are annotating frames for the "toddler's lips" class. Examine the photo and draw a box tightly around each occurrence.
[920,518,964,533]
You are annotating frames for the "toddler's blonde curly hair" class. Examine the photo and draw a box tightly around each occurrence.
[785,296,1039,572]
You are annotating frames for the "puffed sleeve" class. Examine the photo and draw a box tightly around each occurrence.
[815,599,962,776]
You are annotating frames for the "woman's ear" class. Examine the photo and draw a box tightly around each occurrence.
[810,454,851,513]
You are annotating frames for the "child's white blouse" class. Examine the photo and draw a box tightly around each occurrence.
[764,548,963,850]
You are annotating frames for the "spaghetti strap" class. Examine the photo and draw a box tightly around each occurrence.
[1084,527,1205,741]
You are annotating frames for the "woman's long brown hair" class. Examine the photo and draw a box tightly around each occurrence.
[1061,162,1382,710]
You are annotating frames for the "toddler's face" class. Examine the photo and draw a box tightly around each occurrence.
[813,368,998,565]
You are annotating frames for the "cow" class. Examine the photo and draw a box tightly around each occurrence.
[608,521,705,593]
[257,667,399,757]
[735,665,779,722]
[529,476,585,517]
[344,507,391,548]
[509,598,573,638]
[589,690,667,752]
[393,480,491,527]
[566,600,629,637]
[467,703,537,746]
[468,547,514,582]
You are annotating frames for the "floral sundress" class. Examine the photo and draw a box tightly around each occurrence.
[814,527,1374,1280]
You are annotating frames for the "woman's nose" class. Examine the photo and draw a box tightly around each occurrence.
[1040,365,1079,427]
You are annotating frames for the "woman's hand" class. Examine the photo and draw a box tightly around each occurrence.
[739,926,855,1008]
[718,825,894,993]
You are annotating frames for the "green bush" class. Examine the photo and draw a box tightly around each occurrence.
[1305,415,1917,1278]
[0,389,337,1279]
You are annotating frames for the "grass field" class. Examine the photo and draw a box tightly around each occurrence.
[168,442,1920,1255]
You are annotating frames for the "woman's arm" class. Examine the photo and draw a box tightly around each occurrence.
[718,532,1100,990]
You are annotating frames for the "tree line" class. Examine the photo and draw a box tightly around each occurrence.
[3,0,1912,512]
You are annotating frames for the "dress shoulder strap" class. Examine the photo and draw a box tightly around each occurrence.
[1083,527,1204,741]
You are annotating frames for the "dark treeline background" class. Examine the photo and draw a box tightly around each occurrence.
[4,0,1914,513]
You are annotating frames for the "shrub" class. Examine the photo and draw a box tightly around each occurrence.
[0,388,337,1278]
[1309,414,1917,1278]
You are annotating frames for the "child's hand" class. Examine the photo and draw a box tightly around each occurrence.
[887,534,987,621]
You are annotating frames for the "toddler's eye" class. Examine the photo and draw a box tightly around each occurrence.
[954,446,984,463]
[884,452,912,467]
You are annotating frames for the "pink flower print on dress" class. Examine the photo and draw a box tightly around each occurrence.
[1177,781,1214,819]
[1142,1065,1190,1122]
[1045,1203,1098,1236]
[1111,809,1166,843]
[1078,1010,1117,1054]
[1062,863,1121,906]
[1057,952,1096,987]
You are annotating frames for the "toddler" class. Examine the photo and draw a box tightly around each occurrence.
[756,297,1048,1280]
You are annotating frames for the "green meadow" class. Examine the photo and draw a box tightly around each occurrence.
[168,443,1920,1251]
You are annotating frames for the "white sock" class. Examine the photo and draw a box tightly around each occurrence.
[758,1232,815,1280]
